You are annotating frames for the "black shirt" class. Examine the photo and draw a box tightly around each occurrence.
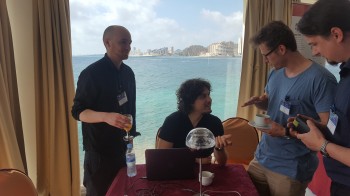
[159,111,223,148]
[324,60,350,187]
[71,54,136,157]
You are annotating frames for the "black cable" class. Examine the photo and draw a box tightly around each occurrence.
[203,189,242,195]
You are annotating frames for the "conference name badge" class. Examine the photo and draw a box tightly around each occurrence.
[327,110,338,135]
[280,101,291,115]
[117,91,128,106]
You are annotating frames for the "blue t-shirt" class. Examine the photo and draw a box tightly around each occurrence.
[256,62,337,182]
[324,60,350,187]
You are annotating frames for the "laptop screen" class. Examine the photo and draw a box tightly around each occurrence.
[145,148,196,180]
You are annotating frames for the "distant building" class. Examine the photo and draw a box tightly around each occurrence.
[133,41,241,57]
[237,37,243,56]
[233,43,238,56]
[130,47,143,56]
[207,41,235,56]
[144,47,169,56]
[168,46,174,54]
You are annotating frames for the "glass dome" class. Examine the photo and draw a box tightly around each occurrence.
[185,127,215,158]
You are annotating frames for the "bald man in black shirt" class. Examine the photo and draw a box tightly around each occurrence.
[72,25,138,196]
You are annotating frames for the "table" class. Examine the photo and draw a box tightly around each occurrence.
[106,164,259,196]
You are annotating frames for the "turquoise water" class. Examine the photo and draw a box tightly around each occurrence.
[72,56,341,181]
[72,55,243,180]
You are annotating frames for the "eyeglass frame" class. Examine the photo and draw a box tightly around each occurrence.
[261,44,280,57]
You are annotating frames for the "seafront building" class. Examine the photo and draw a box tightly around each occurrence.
[237,37,243,56]
[207,41,236,56]
[130,40,240,57]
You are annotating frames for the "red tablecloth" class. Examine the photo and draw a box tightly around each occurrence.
[106,164,259,196]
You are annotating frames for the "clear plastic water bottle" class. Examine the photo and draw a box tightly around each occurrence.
[126,143,137,177]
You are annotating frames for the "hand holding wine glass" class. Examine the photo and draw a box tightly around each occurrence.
[123,114,133,141]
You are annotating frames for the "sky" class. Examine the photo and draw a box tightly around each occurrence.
[70,0,244,56]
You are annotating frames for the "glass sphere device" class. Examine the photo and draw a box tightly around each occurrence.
[185,127,216,196]
[186,127,215,158]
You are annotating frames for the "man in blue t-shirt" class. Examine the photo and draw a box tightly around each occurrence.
[242,21,337,196]
[296,0,350,195]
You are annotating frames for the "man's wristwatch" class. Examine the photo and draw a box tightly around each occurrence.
[214,147,223,151]
[284,127,291,139]
[320,140,330,157]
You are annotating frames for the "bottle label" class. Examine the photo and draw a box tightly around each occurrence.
[126,155,135,162]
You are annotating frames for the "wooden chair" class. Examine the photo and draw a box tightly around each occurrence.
[155,127,161,148]
[222,117,259,169]
[0,168,37,196]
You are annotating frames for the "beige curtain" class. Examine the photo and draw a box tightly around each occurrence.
[0,0,27,173]
[284,0,301,25]
[32,0,80,195]
[236,0,297,121]
[236,0,275,121]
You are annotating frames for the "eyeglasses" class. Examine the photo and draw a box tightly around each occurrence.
[262,44,280,57]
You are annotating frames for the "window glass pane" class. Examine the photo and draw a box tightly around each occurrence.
[325,63,341,82]
[70,0,243,182]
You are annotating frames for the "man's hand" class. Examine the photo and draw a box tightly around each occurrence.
[259,118,285,137]
[296,120,325,151]
[215,134,232,150]
[288,114,327,138]
[103,113,131,129]
[242,94,268,110]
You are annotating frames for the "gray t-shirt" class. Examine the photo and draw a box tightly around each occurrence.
[256,62,337,182]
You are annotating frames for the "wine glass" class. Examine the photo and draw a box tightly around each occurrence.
[123,114,134,141]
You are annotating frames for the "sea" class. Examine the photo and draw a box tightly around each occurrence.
[72,55,243,181]
[73,55,341,181]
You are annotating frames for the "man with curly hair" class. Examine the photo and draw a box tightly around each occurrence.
[157,78,231,165]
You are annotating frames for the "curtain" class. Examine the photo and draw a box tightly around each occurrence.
[236,0,275,121]
[236,0,297,122]
[284,0,301,25]
[32,0,80,195]
[0,0,27,173]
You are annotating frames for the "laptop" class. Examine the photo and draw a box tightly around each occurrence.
[145,148,196,180]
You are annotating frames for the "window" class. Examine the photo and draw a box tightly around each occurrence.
[70,0,244,181]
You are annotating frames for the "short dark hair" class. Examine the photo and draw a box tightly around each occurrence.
[176,78,211,114]
[297,0,350,37]
[251,21,297,51]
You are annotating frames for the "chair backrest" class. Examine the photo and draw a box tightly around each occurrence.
[0,168,37,196]
[222,117,259,166]
[155,127,161,148]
